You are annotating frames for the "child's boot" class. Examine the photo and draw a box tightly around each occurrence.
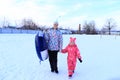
[68,74,72,79]
[69,75,72,77]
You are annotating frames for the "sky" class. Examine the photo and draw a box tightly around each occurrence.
[0,0,120,30]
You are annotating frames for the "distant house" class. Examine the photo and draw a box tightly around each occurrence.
[105,30,120,35]
[60,29,72,34]
[3,26,17,29]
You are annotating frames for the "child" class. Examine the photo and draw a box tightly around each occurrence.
[61,37,82,78]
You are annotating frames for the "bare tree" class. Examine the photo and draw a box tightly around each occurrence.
[21,19,39,30]
[103,18,116,35]
[101,27,108,35]
[2,17,10,28]
[82,21,97,34]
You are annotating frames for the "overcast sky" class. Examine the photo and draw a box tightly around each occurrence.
[0,0,120,30]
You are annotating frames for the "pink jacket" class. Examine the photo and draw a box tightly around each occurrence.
[62,37,82,75]
[62,44,82,61]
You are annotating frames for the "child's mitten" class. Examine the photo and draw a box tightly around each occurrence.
[78,58,82,63]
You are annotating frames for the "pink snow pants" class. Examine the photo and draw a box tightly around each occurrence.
[67,59,77,75]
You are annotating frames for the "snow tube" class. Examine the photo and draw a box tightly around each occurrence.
[35,31,48,61]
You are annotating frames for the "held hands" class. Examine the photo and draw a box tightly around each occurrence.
[59,50,62,53]
[78,58,82,63]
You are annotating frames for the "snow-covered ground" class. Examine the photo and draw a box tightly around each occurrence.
[0,34,120,80]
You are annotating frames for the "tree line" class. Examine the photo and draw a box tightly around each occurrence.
[1,18,118,35]
[82,18,117,35]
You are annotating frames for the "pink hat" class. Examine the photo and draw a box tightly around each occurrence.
[70,37,76,43]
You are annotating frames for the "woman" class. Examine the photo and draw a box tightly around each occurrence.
[45,21,63,73]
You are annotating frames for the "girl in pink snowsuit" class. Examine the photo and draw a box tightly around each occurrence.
[61,37,82,77]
